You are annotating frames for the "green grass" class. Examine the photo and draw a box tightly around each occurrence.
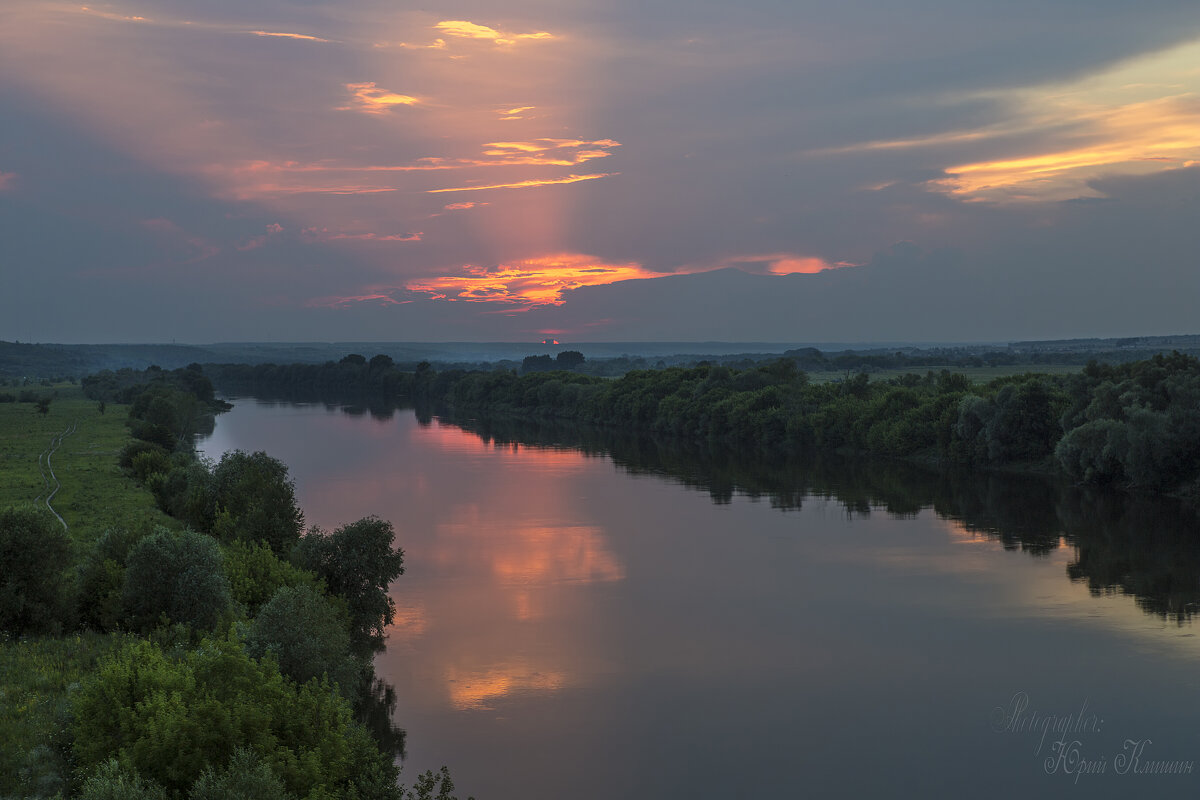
[0,388,176,797]
[0,385,175,544]
[0,632,131,797]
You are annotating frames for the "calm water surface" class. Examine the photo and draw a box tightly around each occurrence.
[199,400,1200,799]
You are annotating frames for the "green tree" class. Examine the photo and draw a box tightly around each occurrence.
[245,584,362,695]
[77,526,150,631]
[212,451,305,555]
[0,507,72,635]
[72,637,400,798]
[294,517,405,648]
[123,528,231,633]
[555,350,585,370]
[223,539,323,618]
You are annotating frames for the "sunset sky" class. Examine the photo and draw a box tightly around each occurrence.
[3,1,1200,343]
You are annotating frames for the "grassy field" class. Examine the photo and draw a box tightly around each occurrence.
[0,632,130,796]
[0,385,175,544]
[1,387,177,796]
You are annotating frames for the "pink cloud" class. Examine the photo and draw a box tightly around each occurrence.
[0,172,16,191]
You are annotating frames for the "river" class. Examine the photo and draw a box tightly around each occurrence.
[198,399,1200,798]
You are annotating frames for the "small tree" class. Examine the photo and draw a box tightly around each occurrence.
[245,584,362,695]
[212,451,304,555]
[78,761,167,800]
[555,350,585,370]
[294,517,404,648]
[189,749,291,800]
[122,528,231,633]
[0,507,72,634]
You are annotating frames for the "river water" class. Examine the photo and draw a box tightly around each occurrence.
[198,399,1200,799]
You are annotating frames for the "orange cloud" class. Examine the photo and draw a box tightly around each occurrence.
[406,253,655,306]
[478,139,621,165]
[247,30,331,42]
[78,6,148,23]
[934,95,1200,200]
[427,172,616,193]
[444,201,488,210]
[434,20,554,45]
[824,38,1200,202]
[206,139,618,198]
[497,105,535,120]
[341,82,420,115]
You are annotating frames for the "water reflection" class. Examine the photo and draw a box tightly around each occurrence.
[447,414,1200,623]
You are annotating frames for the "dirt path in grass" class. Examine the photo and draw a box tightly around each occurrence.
[33,420,77,530]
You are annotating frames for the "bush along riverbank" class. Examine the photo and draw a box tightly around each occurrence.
[2,366,471,799]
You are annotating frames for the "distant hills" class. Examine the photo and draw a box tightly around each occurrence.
[4,335,1200,379]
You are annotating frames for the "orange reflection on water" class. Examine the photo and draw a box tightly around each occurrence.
[444,662,566,711]
[401,421,626,708]
[431,504,624,622]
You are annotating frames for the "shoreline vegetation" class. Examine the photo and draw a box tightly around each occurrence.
[1,368,471,799]
[204,350,1200,502]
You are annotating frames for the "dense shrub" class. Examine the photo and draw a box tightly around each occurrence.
[223,540,323,618]
[245,585,362,696]
[71,637,399,798]
[0,508,73,635]
[122,528,231,633]
[212,451,304,555]
[188,749,292,800]
[78,760,167,800]
[294,517,405,648]
[76,527,151,631]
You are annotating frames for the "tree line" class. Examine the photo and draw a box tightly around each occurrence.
[425,353,1200,498]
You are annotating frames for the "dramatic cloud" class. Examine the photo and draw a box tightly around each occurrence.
[406,254,655,307]
[823,37,1200,203]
